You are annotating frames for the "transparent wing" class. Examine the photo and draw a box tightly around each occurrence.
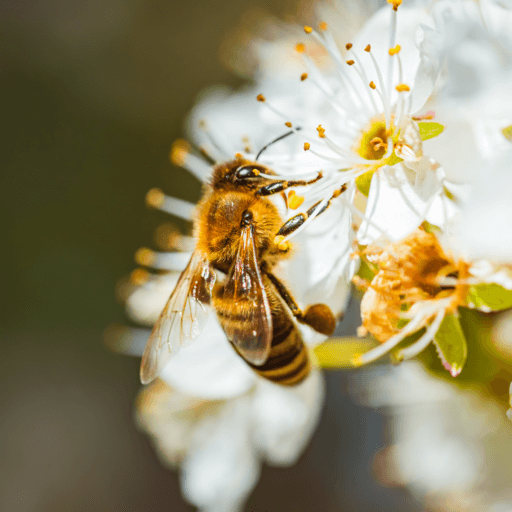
[140,251,216,384]
[222,226,272,366]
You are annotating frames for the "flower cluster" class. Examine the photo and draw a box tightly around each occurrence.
[111,0,512,509]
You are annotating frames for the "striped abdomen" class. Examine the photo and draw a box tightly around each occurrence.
[215,288,311,386]
[249,312,310,386]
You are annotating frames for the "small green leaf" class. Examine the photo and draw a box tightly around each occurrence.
[502,124,512,142]
[356,258,376,282]
[355,170,375,197]
[314,338,377,369]
[386,152,403,166]
[433,314,467,377]
[418,121,445,141]
[465,283,512,312]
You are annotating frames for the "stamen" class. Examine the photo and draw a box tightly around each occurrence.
[130,268,151,285]
[319,21,328,31]
[365,45,391,128]
[170,139,212,180]
[346,60,355,66]
[304,25,313,34]
[304,143,311,151]
[395,307,446,361]
[146,188,196,221]
[256,94,266,102]
[300,73,308,81]
[388,44,401,55]
[369,81,376,90]
[274,235,291,251]
[295,43,306,53]
[351,302,432,367]
[135,248,192,271]
[387,0,402,11]
[395,84,410,92]
[285,121,292,128]
[345,43,353,50]
[317,125,326,138]
[387,5,398,95]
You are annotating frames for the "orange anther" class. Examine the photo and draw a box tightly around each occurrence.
[345,43,353,50]
[346,60,355,66]
[388,44,401,55]
[256,94,266,102]
[295,43,306,53]
[300,72,308,81]
[319,21,328,31]
[285,121,292,127]
[304,25,313,34]
[369,81,376,89]
[304,142,311,151]
[364,44,371,52]
[395,83,410,92]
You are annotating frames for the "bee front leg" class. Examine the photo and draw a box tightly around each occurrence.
[276,184,347,238]
[255,172,323,197]
[264,271,336,336]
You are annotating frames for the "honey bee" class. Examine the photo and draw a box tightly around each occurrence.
[140,155,338,386]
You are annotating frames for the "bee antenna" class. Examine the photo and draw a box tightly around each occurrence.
[255,127,302,161]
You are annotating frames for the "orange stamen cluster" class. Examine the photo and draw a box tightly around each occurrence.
[389,44,401,55]
[316,125,326,138]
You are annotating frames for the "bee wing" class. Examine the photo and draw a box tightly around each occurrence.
[222,226,273,366]
[140,250,216,384]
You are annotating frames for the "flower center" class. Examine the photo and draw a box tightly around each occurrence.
[354,116,391,161]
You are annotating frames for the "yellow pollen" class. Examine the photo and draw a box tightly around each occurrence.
[304,142,310,151]
[235,152,244,159]
[395,83,410,92]
[364,44,371,52]
[256,94,266,102]
[388,44,401,55]
[288,194,305,210]
[170,139,190,166]
[345,43,353,50]
[346,59,355,66]
[387,0,402,10]
[288,189,296,197]
[146,188,164,208]
[274,235,290,251]
[300,72,308,81]
[285,121,292,127]
[252,169,260,176]
[304,25,313,34]
[130,268,150,285]
[295,43,306,53]
[369,81,376,89]
[319,21,328,31]
[351,354,364,367]
[135,248,155,266]
[316,125,326,138]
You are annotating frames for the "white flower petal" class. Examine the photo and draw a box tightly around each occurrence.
[457,149,512,263]
[182,398,259,512]
[251,371,324,466]
[358,161,442,245]
[159,315,256,400]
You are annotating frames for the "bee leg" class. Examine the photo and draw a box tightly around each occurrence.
[265,271,336,336]
[255,172,323,197]
[276,184,347,238]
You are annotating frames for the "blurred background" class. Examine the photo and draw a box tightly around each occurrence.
[3,0,511,511]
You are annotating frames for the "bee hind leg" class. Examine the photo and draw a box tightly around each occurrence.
[265,271,336,336]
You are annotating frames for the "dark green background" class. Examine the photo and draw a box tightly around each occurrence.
[1,0,418,510]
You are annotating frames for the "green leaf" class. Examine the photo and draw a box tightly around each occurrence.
[433,314,467,377]
[418,122,445,141]
[465,283,512,312]
[502,124,512,142]
[314,338,377,369]
[355,170,375,197]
